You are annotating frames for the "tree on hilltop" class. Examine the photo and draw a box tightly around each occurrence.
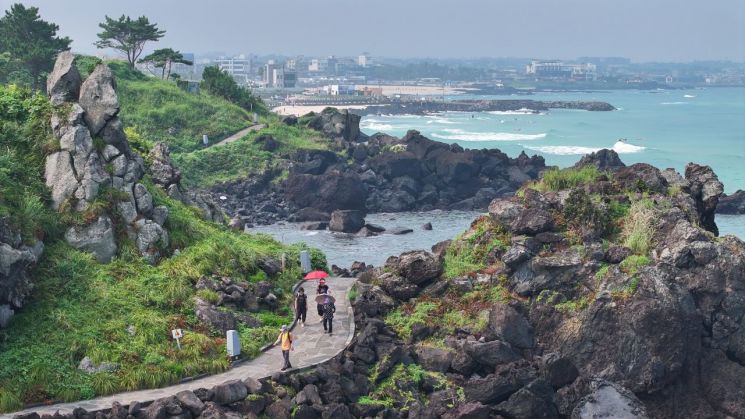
[0,3,71,90]
[139,48,192,80]
[95,15,165,68]
[201,66,266,114]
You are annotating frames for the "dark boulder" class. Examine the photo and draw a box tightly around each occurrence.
[509,208,554,235]
[614,163,668,194]
[496,379,559,419]
[254,134,279,151]
[414,346,454,373]
[292,207,331,222]
[212,380,248,405]
[463,373,520,404]
[465,340,521,368]
[486,303,535,349]
[685,163,723,235]
[385,250,442,285]
[717,190,745,214]
[573,149,625,171]
[329,210,365,233]
[442,402,491,419]
[285,172,367,212]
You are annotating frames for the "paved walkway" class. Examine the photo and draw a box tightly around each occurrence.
[213,124,267,147]
[3,277,356,418]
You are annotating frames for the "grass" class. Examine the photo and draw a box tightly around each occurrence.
[364,362,451,411]
[622,199,656,255]
[173,121,332,188]
[528,165,604,193]
[384,283,509,340]
[619,255,651,276]
[443,216,510,279]
[102,60,253,154]
[554,295,593,312]
[0,82,328,411]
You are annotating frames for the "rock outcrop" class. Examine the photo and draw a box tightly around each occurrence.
[45,56,169,263]
[0,219,44,328]
[717,189,745,214]
[210,111,547,225]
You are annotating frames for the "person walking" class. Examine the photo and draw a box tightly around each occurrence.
[316,279,329,321]
[294,287,307,327]
[273,325,294,371]
[322,295,336,335]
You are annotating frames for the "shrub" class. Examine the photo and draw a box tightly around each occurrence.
[622,199,656,255]
[385,302,438,340]
[531,166,603,192]
[619,255,651,276]
[563,189,613,239]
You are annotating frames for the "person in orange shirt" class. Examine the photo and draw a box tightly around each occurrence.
[273,325,294,371]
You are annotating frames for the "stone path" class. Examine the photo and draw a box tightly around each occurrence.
[3,277,356,418]
[213,124,267,147]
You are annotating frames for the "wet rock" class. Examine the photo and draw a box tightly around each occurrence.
[717,189,745,214]
[422,222,433,230]
[329,210,365,233]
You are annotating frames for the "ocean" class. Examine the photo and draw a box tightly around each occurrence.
[250,88,745,267]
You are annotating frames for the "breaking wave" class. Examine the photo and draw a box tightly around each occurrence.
[523,140,646,155]
[432,128,546,142]
[488,108,538,115]
[360,120,394,131]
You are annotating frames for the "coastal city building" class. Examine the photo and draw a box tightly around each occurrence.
[526,60,597,80]
[216,54,252,83]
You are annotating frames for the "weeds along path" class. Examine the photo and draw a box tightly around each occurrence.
[3,277,356,418]
[213,124,268,147]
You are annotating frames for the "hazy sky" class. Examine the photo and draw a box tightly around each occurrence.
[4,0,745,62]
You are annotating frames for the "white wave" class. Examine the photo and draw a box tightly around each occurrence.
[661,101,688,105]
[424,115,458,124]
[523,140,646,156]
[683,94,696,98]
[612,140,646,153]
[523,145,602,155]
[433,128,546,142]
[361,122,394,131]
[488,108,538,115]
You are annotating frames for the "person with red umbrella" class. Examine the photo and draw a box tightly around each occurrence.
[316,278,329,321]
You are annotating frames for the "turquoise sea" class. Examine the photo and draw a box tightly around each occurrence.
[360,87,745,239]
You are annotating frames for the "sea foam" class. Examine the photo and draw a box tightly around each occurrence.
[524,140,646,155]
[433,128,546,142]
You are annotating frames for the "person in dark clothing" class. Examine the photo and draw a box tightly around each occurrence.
[321,295,336,334]
[294,287,307,327]
[316,279,329,321]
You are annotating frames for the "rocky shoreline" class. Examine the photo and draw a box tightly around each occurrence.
[18,151,745,418]
[353,100,616,116]
[209,108,547,228]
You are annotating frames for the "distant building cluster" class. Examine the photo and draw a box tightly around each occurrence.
[526,60,597,80]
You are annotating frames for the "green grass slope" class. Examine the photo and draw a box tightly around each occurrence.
[78,58,253,154]
[0,84,325,412]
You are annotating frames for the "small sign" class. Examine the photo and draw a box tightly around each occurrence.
[172,329,183,350]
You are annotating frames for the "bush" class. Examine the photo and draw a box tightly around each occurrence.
[531,166,603,192]
[622,199,656,255]
[443,217,510,279]
[619,255,651,276]
[563,189,613,240]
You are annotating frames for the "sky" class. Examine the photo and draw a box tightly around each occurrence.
[4,0,745,62]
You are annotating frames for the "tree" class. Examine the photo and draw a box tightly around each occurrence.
[0,3,71,90]
[200,66,266,114]
[95,15,165,68]
[139,48,192,80]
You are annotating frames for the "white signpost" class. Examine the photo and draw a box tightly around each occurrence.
[226,330,241,359]
[172,328,183,350]
[300,250,311,273]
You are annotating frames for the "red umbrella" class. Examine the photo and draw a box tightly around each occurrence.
[304,270,329,280]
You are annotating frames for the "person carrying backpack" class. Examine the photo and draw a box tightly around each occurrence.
[316,279,329,321]
[273,325,294,371]
[321,295,336,335]
[295,287,307,327]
